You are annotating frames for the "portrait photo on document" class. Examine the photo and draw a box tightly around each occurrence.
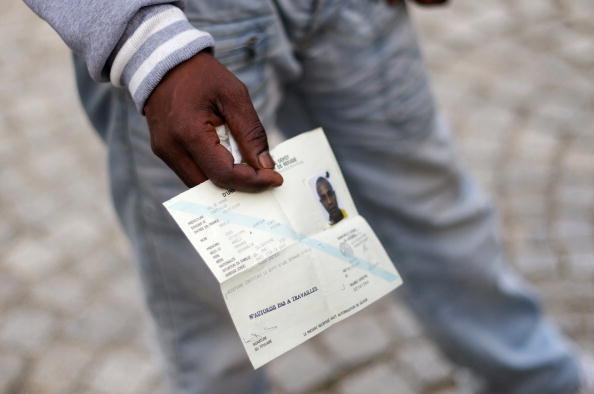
[308,171,348,226]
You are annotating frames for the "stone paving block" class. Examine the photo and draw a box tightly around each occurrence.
[566,0,594,15]
[42,212,106,259]
[337,363,414,394]
[143,376,168,394]
[4,237,64,281]
[513,246,558,278]
[411,7,457,43]
[0,210,17,243]
[555,220,593,241]
[564,149,594,174]
[320,313,392,368]
[0,306,56,352]
[513,0,559,21]
[72,249,131,283]
[510,219,550,244]
[432,389,459,394]
[539,281,594,313]
[395,341,453,388]
[62,299,139,346]
[518,129,558,161]
[86,348,158,394]
[533,99,589,131]
[558,235,594,256]
[464,2,512,37]
[567,254,594,279]
[104,272,145,309]
[381,300,422,341]
[554,312,586,339]
[8,97,55,140]
[419,40,455,71]
[0,167,36,204]
[27,147,80,184]
[25,342,94,394]
[482,67,536,109]
[554,25,594,65]
[557,184,594,207]
[585,316,594,340]
[0,354,26,394]
[458,137,500,167]
[479,51,544,93]
[463,105,515,143]
[31,271,89,314]
[502,166,550,191]
[58,176,109,209]
[269,341,337,394]
[0,274,25,310]
[0,123,20,160]
[504,194,548,219]
[11,193,63,228]
[560,173,594,195]
[79,389,118,394]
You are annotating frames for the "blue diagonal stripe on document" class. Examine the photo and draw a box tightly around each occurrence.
[168,200,399,282]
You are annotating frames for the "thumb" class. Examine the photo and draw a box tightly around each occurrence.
[219,82,275,170]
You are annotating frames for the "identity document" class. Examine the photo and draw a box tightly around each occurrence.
[164,128,403,368]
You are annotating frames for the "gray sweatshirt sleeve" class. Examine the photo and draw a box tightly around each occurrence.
[23,0,214,112]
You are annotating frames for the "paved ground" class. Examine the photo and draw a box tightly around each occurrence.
[1,1,593,393]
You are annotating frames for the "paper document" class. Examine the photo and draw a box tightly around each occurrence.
[164,128,403,368]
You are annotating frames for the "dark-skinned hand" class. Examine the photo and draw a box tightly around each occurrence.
[144,51,283,192]
[144,1,448,192]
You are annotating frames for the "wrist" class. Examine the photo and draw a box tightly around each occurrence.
[144,50,214,116]
[110,5,214,113]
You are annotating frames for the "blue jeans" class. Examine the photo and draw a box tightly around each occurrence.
[73,1,581,393]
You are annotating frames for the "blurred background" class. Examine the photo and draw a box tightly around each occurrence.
[1,1,593,393]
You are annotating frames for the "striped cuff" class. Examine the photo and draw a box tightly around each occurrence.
[110,5,214,112]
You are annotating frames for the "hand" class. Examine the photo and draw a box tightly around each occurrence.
[144,51,283,192]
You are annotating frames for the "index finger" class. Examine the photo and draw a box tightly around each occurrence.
[184,123,283,192]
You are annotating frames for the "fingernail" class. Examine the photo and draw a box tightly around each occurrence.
[258,152,275,169]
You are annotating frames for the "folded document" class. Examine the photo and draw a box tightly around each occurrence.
[163,128,402,368]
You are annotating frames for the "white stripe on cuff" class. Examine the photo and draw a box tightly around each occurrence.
[128,29,207,97]
[110,7,187,87]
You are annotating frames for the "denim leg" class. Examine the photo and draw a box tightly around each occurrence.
[71,4,292,389]
[73,0,582,391]
[274,1,582,393]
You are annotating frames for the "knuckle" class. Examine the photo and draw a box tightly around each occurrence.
[170,122,189,142]
[184,130,202,145]
[223,79,249,99]
[150,137,166,158]
[173,125,204,147]
[210,171,233,189]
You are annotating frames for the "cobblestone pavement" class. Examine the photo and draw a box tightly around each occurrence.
[1,1,593,393]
